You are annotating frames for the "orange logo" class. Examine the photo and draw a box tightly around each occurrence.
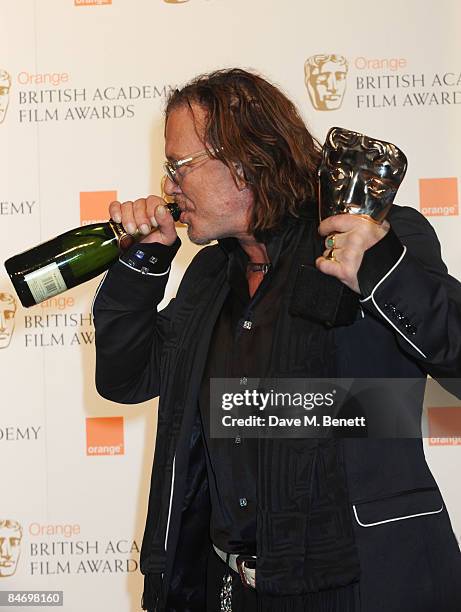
[428,407,461,445]
[80,191,117,225]
[86,417,124,456]
[75,0,111,5]
[419,178,458,216]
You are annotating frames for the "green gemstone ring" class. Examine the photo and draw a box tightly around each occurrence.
[326,234,336,249]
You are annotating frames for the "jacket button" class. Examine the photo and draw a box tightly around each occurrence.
[239,497,248,508]
[388,303,397,314]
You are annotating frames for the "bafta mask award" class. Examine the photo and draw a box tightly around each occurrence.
[318,127,408,223]
[290,127,407,328]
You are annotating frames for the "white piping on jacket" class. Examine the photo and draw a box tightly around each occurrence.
[359,246,407,305]
[352,502,444,527]
[359,246,427,359]
[164,455,176,551]
[118,258,171,276]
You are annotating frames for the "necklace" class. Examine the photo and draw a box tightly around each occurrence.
[247,262,271,275]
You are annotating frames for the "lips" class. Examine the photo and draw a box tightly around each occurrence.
[177,205,192,223]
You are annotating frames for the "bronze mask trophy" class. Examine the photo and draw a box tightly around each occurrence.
[290,127,407,327]
[318,126,408,224]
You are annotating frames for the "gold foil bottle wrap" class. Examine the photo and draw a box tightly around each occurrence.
[109,221,135,251]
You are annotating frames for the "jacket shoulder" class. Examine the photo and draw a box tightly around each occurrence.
[388,204,438,239]
[189,243,225,266]
[176,243,226,292]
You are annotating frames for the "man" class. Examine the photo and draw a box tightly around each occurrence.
[93,69,461,611]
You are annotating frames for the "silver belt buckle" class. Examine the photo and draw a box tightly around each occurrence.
[236,555,256,588]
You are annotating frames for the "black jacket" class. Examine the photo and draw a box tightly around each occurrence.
[93,205,461,611]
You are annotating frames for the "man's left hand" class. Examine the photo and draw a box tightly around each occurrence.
[316,214,390,294]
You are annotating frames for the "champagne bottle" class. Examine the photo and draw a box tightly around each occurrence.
[4,202,181,308]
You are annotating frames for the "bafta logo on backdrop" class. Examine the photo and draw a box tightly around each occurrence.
[304,54,348,111]
[0,293,17,349]
[0,520,23,578]
[74,0,112,5]
[0,69,11,125]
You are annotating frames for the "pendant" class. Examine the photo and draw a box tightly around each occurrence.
[247,262,271,275]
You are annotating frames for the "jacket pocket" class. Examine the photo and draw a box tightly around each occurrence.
[352,487,444,527]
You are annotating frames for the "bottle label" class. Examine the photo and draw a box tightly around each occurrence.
[24,262,68,304]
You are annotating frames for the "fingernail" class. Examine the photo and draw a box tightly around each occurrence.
[150,217,159,228]
[112,213,121,223]
[140,224,150,235]
[126,223,136,235]
[157,205,166,216]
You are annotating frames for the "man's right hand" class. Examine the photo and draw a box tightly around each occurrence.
[109,195,178,246]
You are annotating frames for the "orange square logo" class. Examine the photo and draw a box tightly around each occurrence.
[80,191,117,225]
[428,407,461,446]
[86,417,124,456]
[75,0,112,6]
[419,178,458,216]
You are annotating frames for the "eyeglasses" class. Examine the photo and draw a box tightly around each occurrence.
[164,149,212,185]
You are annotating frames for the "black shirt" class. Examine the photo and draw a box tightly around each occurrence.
[199,224,298,554]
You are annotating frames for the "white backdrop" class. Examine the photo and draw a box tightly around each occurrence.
[1,1,460,610]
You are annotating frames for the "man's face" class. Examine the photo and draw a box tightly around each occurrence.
[0,525,22,577]
[306,60,347,111]
[164,104,253,245]
[0,82,10,124]
[0,297,16,349]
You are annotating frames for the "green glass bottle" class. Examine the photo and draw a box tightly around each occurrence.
[4,203,180,308]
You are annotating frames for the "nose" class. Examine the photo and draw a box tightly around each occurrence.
[0,538,12,559]
[0,312,6,332]
[343,172,362,205]
[326,73,338,94]
[163,174,182,198]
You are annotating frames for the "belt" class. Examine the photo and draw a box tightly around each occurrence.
[213,544,257,589]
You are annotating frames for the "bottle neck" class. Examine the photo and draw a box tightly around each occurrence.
[108,202,180,250]
[109,221,135,251]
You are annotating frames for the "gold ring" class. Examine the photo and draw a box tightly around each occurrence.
[326,248,337,262]
[325,233,336,250]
